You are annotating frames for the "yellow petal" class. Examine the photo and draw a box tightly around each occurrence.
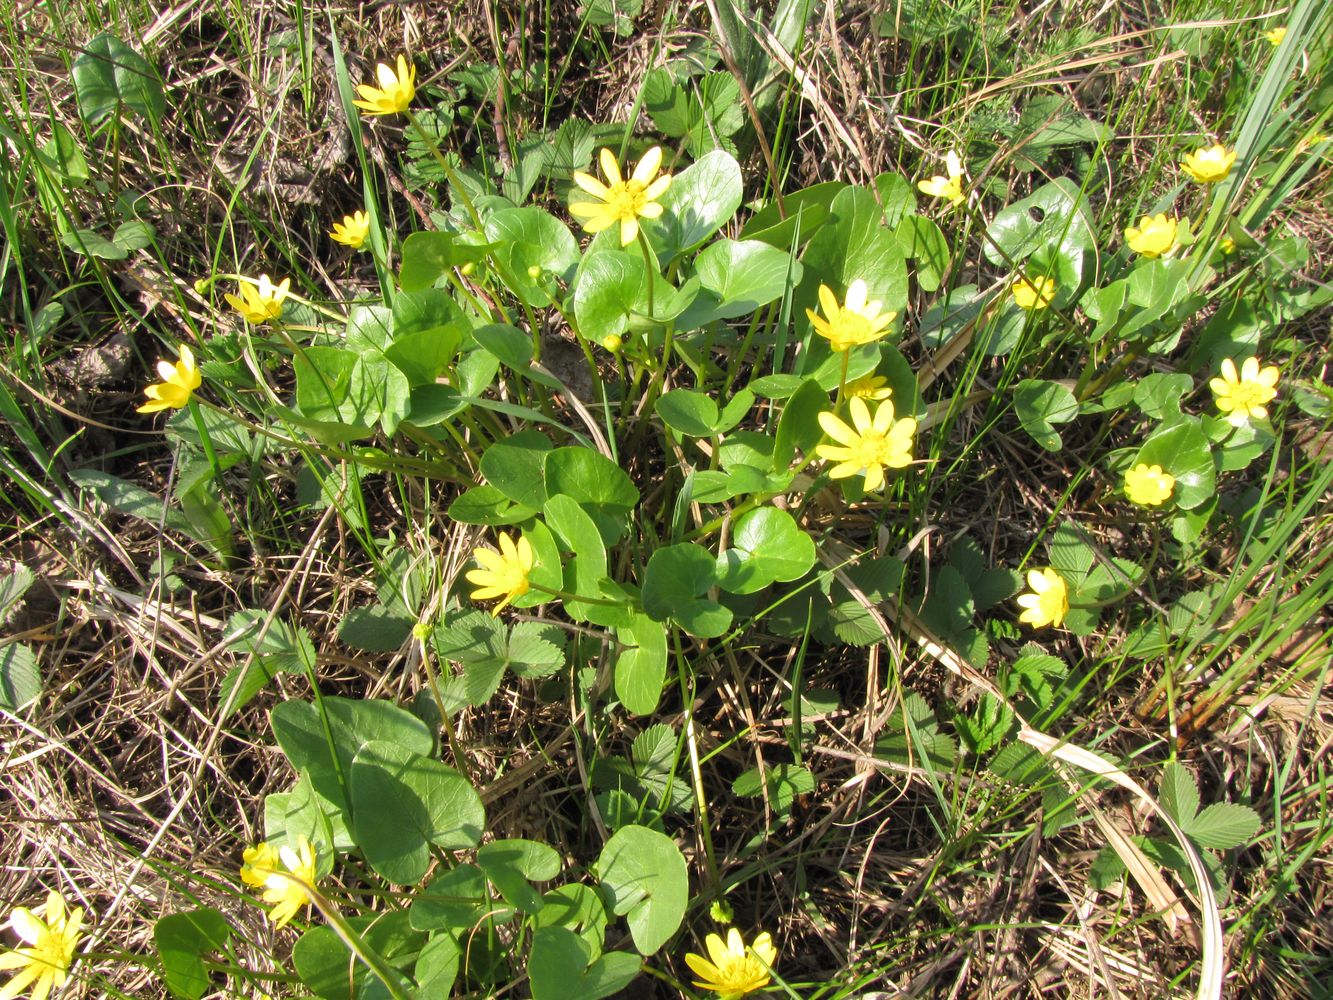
[631,145,663,185]
[598,147,622,186]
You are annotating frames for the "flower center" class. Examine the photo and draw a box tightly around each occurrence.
[830,311,874,349]
[1229,382,1267,409]
[606,180,649,222]
[846,431,888,470]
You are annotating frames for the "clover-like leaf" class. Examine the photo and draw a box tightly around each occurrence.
[597,825,688,956]
[1013,379,1078,452]
[350,741,485,884]
[715,507,816,594]
[642,543,732,638]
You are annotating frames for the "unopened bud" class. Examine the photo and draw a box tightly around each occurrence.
[601,334,623,353]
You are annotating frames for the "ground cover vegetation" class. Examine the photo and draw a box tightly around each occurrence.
[1,0,1331,996]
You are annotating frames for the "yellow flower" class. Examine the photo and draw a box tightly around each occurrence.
[1263,26,1286,46]
[0,890,85,1000]
[601,333,624,353]
[259,836,318,929]
[240,841,280,888]
[137,344,202,413]
[1180,144,1237,184]
[684,927,777,1000]
[1011,275,1056,311]
[1219,237,1237,255]
[1016,568,1069,629]
[1124,463,1175,507]
[806,280,897,353]
[330,210,371,249]
[352,55,416,116]
[816,396,916,492]
[1124,213,1178,258]
[465,531,534,615]
[570,147,672,246]
[844,374,893,401]
[1210,356,1279,426]
[917,150,965,206]
[224,274,290,324]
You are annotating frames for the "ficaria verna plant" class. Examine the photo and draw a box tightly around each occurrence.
[16,1,1329,993]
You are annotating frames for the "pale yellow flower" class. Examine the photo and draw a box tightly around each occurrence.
[1011,275,1056,310]
[806,280,896,353]
[0,891,85,1000]
[137,344,202,413]
[1124,464,1175,507]
[1016,568,1069,629]
[1124,213,1178,258]
[684,927,777,1000]
[352,55,416,116]
[569,147,672,246]
[260,836,318,929]
[1210,356,1280,426]
[240,841,280,888]
[816,397,916,492]
[224,274,290,324]
[329,210,371,249]
[917,150,965,206]
[1180,144,1237,184]
[465,532,534,615]
[844,374,893,401]
[1263,26,1286,46]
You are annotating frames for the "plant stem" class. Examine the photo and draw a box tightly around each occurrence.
[404,109,484,230]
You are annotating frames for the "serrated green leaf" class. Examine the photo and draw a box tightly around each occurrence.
[1183,803,1261,850]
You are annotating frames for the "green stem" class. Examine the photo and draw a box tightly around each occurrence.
[404,109,484,230]
[418,632,475,785]
[528,581,623,608]
[677,633,720,892]
[636,229,656,318]
[187,399,223,489]
[303,885,415,1000]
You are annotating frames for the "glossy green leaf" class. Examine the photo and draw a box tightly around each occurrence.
[1135,418,1215,510]
[642,543,732,638]
[773,377,828,469]
[270,696,434,817]
[615,612,668,715]
[0,644,41,712]
[895,215,949,291]
[572,251,648,341]
[529,927,642,1000]
[399,231,455,291]
[154,909,232,1000]
[715,507,816,594]
[350,740,485,884]
[544,447,639,543]
[447,484,538,525]
[597,825,688,955]
[1013,379,1078,452]
[72,34,165,126]
[692,239,799,319]
[740,181,845,249]
[656,388,718,437]
[534,884,610,961]
[477,838,561,912]
[484,207,580,307]
[649,149,743,262]
[874,172,918,228]
[480,430,553,510]
[984,179,1096,283]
